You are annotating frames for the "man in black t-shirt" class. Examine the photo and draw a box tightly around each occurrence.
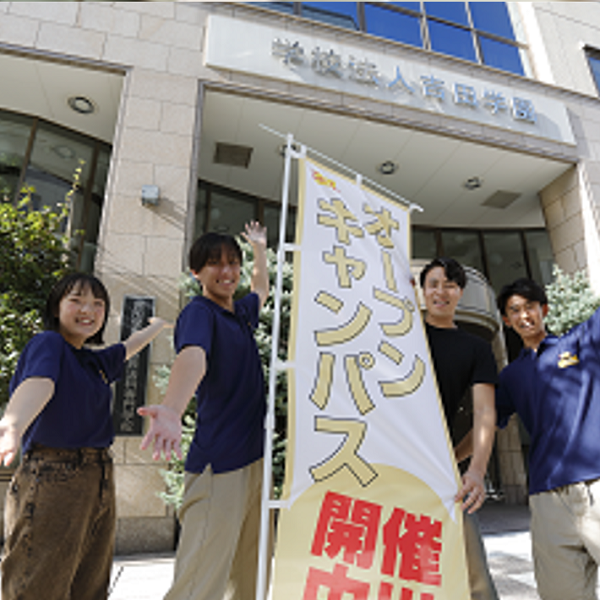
[420,258,498,600]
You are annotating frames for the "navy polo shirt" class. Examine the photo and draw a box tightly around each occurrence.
[175,293,266,474]
[9,331,126,455]
[497,307,600,495]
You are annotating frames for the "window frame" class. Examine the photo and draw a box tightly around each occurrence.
[249,2,529,77]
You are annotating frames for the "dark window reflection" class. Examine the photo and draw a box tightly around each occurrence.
[428,20,477,62]
[365,4,422,47]
[196,181,296,250]
[301,2,359,29]
[207,191,255,238]
[0,110,32,203]
[412,228,437,259]
[469,2,515,40]
[480,36,524,76]
[440,230,484,272]
[524,230,553,286]
[483,231,528,291]
[264,204,296,248]
[425,2,469,26]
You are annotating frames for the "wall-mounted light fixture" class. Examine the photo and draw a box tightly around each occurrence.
[141,185,160,207]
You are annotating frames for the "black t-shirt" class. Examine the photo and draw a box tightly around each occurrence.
[425,322,498,427]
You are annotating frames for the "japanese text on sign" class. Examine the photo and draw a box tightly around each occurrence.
[304,491,442,600]
[272,38,536,124]
[308,169,425,488]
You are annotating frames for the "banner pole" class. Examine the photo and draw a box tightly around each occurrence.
[255,132,295,600]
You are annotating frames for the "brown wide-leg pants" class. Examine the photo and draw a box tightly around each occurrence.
[2,445,116,600]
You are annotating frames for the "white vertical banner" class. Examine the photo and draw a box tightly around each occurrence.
[270,157,469,600]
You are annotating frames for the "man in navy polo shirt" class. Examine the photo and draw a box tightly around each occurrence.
[496,278,600,600]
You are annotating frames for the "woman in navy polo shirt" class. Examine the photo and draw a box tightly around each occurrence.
[138,222,269,600]
[0,273,170,600]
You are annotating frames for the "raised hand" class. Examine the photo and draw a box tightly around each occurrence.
[241,221,267,249]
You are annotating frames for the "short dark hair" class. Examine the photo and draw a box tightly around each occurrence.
[496,278,548,316]
[44,272,110,345]
[188,232,243,273]
[419,257,467,289]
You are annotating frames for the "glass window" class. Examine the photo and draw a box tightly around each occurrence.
[301,2,359,29]
[440,230,484,273]
[388,2,421,13]
[264,203,296,249]
[587,50,600,94]
[258,2,295,15]
[424,2,469,26]
[469,2,515,40]
[78,146,110,273]
[23,122,93,214]
[0,110,32,203]
[194,183,209,239]
[483,231,527,291]
[479,36,524,76]
[428,20,477,62]
[365,4,422,48]
[524,230,553,286]
[412,228,437,260]
[206,190,256,238]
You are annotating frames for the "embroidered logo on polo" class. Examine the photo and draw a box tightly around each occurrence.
[558,351,579,369]
[98,369,108,384]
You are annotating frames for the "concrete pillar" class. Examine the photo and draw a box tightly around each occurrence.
[95,66,201,551]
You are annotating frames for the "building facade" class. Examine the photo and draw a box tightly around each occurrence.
[1,1,600,551]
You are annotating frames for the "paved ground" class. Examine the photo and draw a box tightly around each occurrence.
[478,502,540,600]
[108,501,543,599]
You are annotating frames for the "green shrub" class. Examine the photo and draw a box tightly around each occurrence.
[544,265,600,336]
[0,195,71,407]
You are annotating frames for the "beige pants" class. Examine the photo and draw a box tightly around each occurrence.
[530,479,600,600]
[463,511,499,600]
[165,459,265,600]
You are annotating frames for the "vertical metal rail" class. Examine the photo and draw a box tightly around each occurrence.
[255,133,295,600]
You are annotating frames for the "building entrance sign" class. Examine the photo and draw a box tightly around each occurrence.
[272,38,537,124]
[205,14,575,146]
[113,296,154,436]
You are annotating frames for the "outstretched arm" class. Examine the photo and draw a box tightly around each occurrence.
[241,221,269,309]
[138,345,206,461]
[0,378,54,466]
[123,317,172,361]
[455,383,496,513]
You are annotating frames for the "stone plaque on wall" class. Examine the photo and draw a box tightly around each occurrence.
[113,296,155,435]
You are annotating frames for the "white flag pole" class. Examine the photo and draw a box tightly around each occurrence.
[255,132,296,600]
